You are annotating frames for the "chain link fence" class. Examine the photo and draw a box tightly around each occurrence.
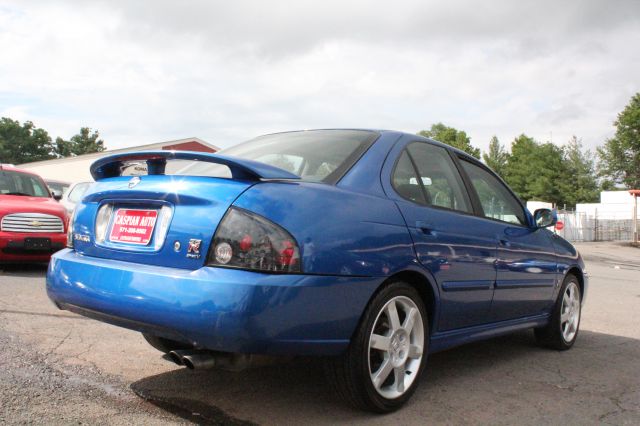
[556,209,635,242]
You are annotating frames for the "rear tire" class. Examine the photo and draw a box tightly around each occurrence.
[142,334,192,353]
[535,274,581,350]
[325,281,428,413]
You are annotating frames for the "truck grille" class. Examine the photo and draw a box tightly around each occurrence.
[1,213,64,233]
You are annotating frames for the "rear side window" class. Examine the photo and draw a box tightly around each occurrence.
[407,143,472,213]
[392,151,427,205]
[392,142,472,214]
[460,160,527,226]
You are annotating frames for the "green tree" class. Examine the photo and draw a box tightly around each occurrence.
[598,93,640,189]
[418,123,481,158]
[482,136,509,177]
[55,127,106,157]
[503,134,567,205]
[268,154,296,173]
[0,118,56,164]
[562,136,599,207]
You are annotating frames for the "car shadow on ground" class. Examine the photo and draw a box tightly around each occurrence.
[130,330,640,425]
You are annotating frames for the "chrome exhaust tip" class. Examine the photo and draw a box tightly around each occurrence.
[167,350,192,366]
[164,350,280,371]
[182,353,217,370]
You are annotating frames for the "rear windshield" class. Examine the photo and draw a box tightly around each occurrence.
[0,170,50,197]
[172,130,379,183]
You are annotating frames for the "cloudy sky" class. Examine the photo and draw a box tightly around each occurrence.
[1,0,639,153]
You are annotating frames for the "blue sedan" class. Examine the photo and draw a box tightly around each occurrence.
[47,129,587,412]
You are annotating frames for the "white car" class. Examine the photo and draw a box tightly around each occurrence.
[60,182,92,214]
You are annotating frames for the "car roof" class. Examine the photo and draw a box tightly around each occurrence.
[0,164,44,177]
[257,128,478,162]
[377,130,478,162]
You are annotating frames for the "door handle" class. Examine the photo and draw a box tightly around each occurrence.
[499,239,511,247]
[415,221,433,235]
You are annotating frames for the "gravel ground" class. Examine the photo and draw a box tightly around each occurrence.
[0,241,639,425]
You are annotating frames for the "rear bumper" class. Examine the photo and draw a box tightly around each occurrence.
[0,231,66,262]
[46,249,381,355]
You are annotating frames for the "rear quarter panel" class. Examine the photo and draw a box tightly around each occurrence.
[232,182,416,277]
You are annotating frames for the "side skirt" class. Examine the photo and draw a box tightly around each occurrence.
[429,313,550,353]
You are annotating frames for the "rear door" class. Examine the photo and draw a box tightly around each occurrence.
[385,140,498,331]
[457,158,558,321]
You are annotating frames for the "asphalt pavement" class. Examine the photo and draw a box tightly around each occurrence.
[1,242,639,425]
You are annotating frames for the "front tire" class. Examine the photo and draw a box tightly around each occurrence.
[326,281,428,412]
[535,274,582,350]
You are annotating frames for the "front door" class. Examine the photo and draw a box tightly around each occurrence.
[457,159,558,322]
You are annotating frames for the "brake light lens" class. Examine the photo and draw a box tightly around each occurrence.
[66,209,76,248]
[94,204,114,244]
[208,207,301,273]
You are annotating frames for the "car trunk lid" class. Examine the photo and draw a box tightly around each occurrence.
[71,151,299,270]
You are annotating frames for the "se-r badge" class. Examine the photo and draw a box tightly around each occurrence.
[187,239,202,259]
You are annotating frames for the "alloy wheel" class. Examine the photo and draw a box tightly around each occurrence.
[560,282,580,343]
[368,295,425,399]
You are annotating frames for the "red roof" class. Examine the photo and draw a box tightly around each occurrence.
[162,141,216,153]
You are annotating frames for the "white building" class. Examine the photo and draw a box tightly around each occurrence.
[576,191,639,220]
[558,191,639,242]
[17,137,218,183]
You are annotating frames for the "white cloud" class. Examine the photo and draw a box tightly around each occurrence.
[0,0,638,153]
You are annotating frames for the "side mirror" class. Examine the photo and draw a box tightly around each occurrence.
[533,208,556,228]
[51,190,63,201]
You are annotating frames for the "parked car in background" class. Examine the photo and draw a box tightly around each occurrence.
[60,182,92,214]
[46,130,587,412]
[44,179,71,200]
[1,165,68,263]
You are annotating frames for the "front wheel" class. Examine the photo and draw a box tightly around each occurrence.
[326,281,428,412]
[535,274,582,350]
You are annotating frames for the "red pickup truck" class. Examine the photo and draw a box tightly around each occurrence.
[0,164,68,263]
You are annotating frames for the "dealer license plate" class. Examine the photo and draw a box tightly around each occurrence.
[109,209,158,245]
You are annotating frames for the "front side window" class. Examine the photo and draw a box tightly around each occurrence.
[460,160,527,226]
[47,181,68,194]
[0,170,50,197]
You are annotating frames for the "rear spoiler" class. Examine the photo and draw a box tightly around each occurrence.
[90,150,301,181]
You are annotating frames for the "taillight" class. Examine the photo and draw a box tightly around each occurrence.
[208,207,301,273]
[66,209,76,248]
[94,204,114,244]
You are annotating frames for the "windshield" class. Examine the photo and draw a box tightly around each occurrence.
[46,181,69,195]
[172,130,379,183]
[67,182,91,203]
[0,170,50,197]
